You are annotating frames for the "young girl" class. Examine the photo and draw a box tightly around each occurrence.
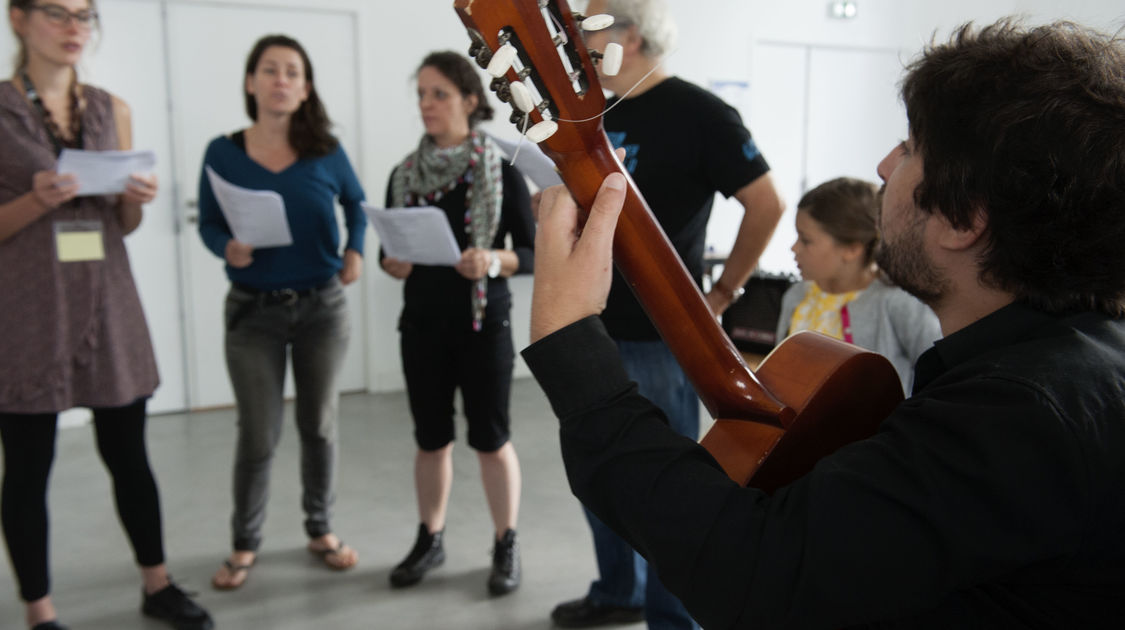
[776,177,940,391]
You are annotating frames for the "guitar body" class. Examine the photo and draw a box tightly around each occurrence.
[453,0,905,491]
[702,331,903,491]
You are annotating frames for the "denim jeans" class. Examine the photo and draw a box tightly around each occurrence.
[223,279,350,551]
[584,338,700,630]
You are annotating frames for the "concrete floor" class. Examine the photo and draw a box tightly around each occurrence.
[0,378,649,630]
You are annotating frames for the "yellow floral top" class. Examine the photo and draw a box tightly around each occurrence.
[788,283,862,342]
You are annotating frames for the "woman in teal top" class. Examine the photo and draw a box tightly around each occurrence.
[197,34,366,590]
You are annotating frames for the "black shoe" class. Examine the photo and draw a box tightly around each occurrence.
[488,528,521,596]
[550,596,645,628]
[141,581,215,630]
[31,622,69,630]
[389,523,445,588]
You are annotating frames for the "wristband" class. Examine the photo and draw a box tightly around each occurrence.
[712,278,746,303]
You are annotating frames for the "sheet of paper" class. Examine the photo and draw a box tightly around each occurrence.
[205,166,293,248]
[56,149,157,196]
[488,133,563,190]
[363,203,461,266]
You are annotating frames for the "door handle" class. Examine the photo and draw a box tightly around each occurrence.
[185,199,199,224]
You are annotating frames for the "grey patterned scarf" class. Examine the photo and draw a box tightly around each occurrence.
[391,131,503,331]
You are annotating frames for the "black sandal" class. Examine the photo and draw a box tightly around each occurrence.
[211,558,254,590]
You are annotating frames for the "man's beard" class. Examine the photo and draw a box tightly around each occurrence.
[875,212,948,308]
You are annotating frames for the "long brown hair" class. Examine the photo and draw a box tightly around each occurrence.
[243,34,336,158]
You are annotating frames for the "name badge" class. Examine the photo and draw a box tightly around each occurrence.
[54,220,105,262]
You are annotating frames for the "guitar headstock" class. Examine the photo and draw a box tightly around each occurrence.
[453,0,617,159]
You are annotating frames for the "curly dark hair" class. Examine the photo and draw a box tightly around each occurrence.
[244,34,337,158]
[901,19,1125,317]
[417,51,494,128]
[798,177,880,266]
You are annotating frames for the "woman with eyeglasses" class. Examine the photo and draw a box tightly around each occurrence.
[0,1,214,630]
[380,51,533,596]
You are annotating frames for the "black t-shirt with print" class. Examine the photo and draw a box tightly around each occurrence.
[600,76,770,340]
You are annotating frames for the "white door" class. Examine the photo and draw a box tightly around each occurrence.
[165,3,366,409]
[749,42,906,274]
[805,47,907,189]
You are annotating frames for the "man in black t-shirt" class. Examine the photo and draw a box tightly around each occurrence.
[549,2,785,628]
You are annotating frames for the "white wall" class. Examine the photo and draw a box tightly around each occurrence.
[4,0,1123,410]
[677,0,1124,273]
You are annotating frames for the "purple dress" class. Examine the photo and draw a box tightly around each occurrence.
[0,81,159,414]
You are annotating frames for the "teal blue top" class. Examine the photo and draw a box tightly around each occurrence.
[198,133,366,291]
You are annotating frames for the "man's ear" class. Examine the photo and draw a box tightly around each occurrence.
[937,207,989,251]
[620,25,644,55]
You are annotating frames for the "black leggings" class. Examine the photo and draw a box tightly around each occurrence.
[0,398,165,602]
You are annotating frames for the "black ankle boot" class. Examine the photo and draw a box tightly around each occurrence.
[390,523,445,588]
[488,528,520,596]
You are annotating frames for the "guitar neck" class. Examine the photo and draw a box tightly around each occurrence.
[543,134,790,424]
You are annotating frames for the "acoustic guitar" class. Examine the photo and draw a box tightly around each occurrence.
[453,0,904,492]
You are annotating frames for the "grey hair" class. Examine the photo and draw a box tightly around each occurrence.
[599,0,678,58]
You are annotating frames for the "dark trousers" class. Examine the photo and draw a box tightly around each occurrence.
[399,310,515,453]
[0,398,164,601]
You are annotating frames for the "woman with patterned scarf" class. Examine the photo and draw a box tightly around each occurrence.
[381,51,534,596]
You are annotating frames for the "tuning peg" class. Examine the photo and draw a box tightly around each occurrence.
[509,81,535,113]
[510,110,529,128]
[580,14,615,31]
[474,47,493,70]
[487,44,519,78]
[601,43,623,76]
[491,77,511,103]
[526,120,559,143]
[467,29,487,60]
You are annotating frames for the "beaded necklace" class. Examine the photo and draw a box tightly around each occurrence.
[20,70,83,155]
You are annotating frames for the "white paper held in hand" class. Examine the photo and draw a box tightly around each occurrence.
[362,202,461,266]
[56,149,157,196]
[205,166,293,248]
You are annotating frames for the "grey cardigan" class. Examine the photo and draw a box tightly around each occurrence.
[775,279,942,392]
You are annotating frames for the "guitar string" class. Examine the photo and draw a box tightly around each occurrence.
[505,47,676,166]
[556,48,676,123]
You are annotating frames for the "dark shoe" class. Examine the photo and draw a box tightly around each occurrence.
[31,622,69,630]
[551,596,645,628]
[142,581,215,630]
[389,523,445,588]
[488,528,521,596]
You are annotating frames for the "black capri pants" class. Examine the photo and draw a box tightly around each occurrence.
[399,308,515,453]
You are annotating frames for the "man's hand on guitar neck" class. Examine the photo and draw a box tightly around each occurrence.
[529,173,627,343]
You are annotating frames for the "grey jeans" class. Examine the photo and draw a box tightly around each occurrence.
[223,278,350,551]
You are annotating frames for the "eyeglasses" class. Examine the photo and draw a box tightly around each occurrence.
[29,4,99,29]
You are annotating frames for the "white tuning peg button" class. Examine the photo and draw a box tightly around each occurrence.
[487,44,519,78]
[509,81,535,113]
[601,43,623,76]
[581,14,615,31]
[526,120,559,143]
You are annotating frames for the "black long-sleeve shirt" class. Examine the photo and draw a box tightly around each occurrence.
[522,303,1125,628]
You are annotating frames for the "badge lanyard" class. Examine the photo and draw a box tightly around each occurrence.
[20,70,83,156]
